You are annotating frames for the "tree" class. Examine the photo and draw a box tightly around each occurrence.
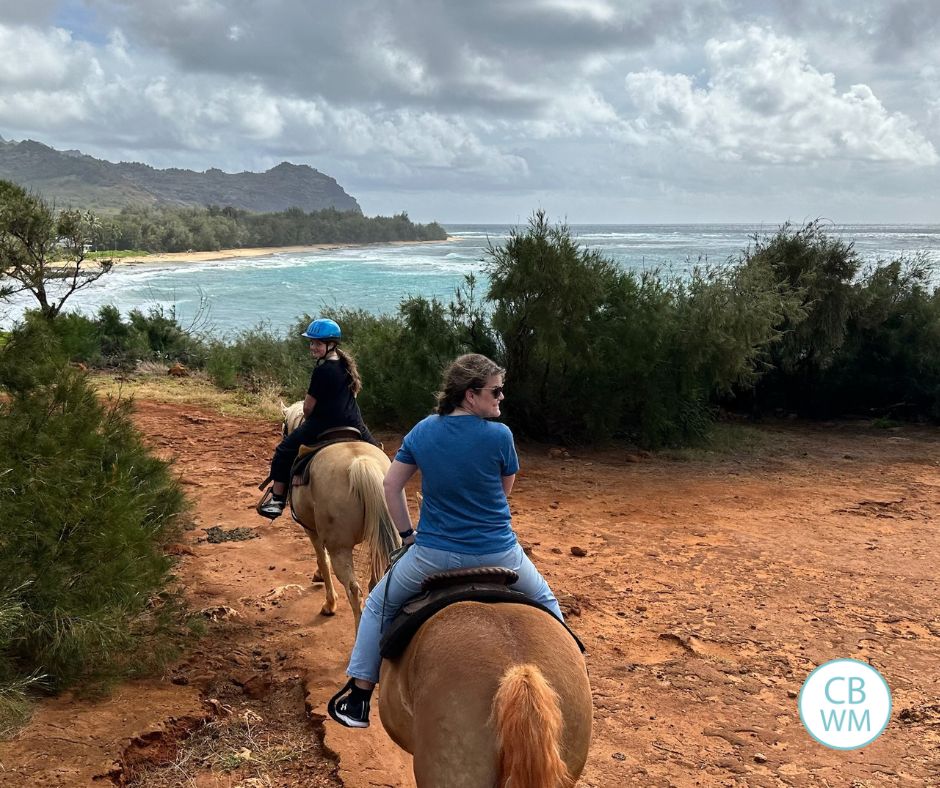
[485,210,620,438]
[0,180,112,319]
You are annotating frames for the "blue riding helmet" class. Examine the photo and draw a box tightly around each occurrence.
[301,318,342,341]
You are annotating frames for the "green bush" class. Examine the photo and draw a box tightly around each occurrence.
[47,312,102,365]
[95,304,150,367]
[486,211,622,440]
[327,277,498,429]
[484,212,791,445]
[14,306,207,370]
[731,222,940,419]
[816,257,940,418]
[205,342,240,389]
[205,324,310,394]
[0,322,191,696]
[737,221,860,413]
[127,306,207,365]
[0,588,40,737]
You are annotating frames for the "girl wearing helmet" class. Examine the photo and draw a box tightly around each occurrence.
[258,318,380,519]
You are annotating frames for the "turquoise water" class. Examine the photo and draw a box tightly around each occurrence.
[3,223,939,336]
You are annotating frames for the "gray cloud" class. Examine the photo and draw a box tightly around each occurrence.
[0,0,60,26]
[86,0,722,114]
[0,1,937,222]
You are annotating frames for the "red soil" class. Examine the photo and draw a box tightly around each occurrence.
[1,400,938,787]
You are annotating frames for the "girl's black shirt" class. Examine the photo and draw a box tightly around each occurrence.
[305,359,363,438]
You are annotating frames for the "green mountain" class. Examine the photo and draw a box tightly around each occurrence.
[0,137,361,214]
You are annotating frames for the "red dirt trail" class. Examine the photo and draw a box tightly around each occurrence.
[1,400,938,787]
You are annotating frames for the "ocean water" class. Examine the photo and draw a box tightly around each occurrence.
[3,223,939,337]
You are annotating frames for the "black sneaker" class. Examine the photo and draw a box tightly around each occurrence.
[257,496,285,519]
[328,679,371,729]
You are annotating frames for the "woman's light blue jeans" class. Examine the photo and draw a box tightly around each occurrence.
[346,542,563,684]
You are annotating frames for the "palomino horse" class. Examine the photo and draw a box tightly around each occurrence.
[282,401,400,632]
[379,602,593,788]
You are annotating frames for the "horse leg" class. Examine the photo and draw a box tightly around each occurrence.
[309,535,338,617]
[329,548,363,633]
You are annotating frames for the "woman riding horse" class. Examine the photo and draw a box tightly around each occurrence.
[258,318,379,519]
[328,353,564,729]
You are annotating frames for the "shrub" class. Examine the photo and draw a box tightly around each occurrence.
[127,306,207,365]
[47,311,102,365]
[484,212,791,445]
[316,309,406,425]
[205,342,240,389]
[485,210,622,440]
[816,256,940,418]
[205,324,310,394]
[730,222,940,420]
[737,221,860,413]
[0,321,191,694]
[0,588,41,737]
[95,304,151,367]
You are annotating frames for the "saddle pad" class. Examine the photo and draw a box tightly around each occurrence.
[379,582,585,659]
[290,432,363,484]
[422,566,519,592]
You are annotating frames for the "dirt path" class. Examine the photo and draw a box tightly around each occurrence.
[2,402,938,787]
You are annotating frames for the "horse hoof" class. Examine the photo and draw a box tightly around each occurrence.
[320,607,336,617]
[312,569,324,583]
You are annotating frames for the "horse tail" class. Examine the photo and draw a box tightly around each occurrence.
[492,664,571,788]
[347,456,399,583]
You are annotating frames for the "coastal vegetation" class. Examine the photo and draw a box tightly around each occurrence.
[0,180,112,319]
[0,321,191,733]
[97,204,447,254]
[7,211,937,442]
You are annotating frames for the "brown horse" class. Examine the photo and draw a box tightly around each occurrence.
[283,402,400,632]
[379,602,593,788]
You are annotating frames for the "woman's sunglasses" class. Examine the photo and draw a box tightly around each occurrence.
[472,385,505,398]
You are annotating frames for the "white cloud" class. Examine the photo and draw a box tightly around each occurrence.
[1,3,939,221]
[537,0,618,24]
[624,26,939,165]
[0,24,96,89]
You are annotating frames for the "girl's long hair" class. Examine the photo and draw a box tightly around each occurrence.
[334,347,362,396]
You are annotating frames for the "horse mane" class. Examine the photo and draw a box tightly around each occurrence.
[491,664,572,788]
[282,400,305,434]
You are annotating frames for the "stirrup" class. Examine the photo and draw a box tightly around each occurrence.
[256,487,285,519]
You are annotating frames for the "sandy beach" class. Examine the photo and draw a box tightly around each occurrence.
[113,238,453,267]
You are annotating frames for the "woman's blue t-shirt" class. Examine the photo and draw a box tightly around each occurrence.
[395,414,520,555]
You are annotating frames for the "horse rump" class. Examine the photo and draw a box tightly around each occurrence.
[491,663,572,788]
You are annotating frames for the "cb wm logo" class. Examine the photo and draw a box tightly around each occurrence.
[798,658,891,750]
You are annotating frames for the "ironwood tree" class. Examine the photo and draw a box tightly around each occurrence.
[0,179,111,319]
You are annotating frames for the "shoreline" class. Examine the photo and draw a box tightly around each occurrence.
[110,237,454,267]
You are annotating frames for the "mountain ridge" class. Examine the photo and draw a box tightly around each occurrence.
[0,138,362,215]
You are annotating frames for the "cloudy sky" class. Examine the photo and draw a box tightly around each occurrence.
[1,0,938,223]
